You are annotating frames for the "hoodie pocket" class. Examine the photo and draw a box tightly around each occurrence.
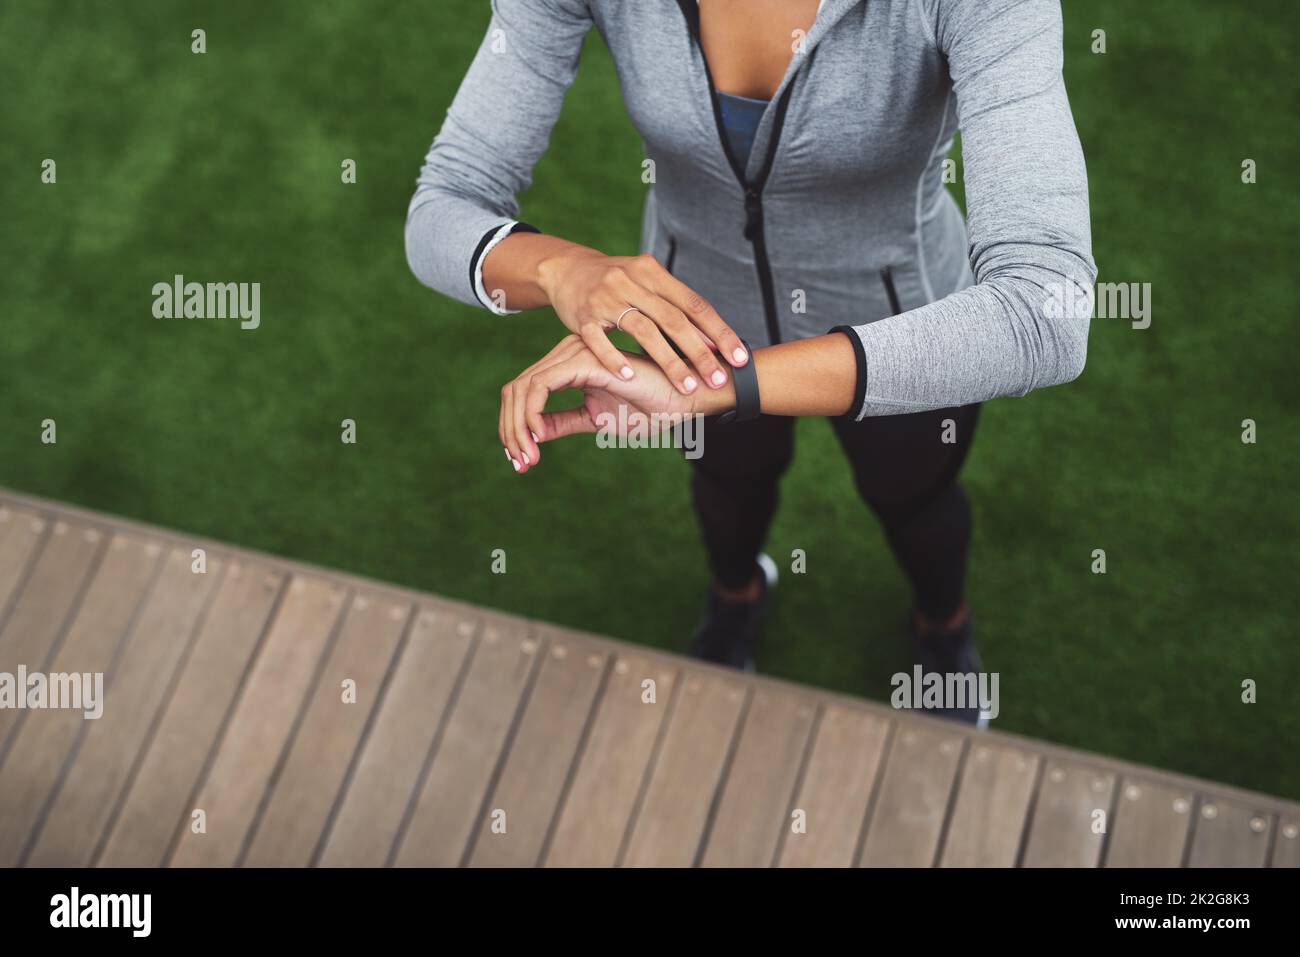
[881,266,902,316]
[664,235,678,276]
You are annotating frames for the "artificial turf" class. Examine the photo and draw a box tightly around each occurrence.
[1,0,1296,799]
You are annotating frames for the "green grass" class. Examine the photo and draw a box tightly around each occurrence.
[2,0,1296,799]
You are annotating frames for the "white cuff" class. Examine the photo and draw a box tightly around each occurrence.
[473,221,523,315]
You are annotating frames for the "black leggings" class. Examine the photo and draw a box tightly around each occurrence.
[688,404,980,621]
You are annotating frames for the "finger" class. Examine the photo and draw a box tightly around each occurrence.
[632,292,729,389]
[620,311,697,395]
[512,368,540,470]
[649,270,749,366]
[579,322,634,381]
[536,406,598,441]
[499,383,523,473]
[524,354,599,436]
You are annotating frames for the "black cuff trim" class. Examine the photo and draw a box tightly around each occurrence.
[467,222,540,309]
[830,325,867,420]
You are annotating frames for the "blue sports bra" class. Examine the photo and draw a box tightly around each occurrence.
[715,91,769,169]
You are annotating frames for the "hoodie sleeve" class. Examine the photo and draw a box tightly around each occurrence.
[842,0,1096,418]
[404,0,592,315]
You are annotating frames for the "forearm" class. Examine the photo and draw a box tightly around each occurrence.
[481,232,601,312]
[694,333,858,418]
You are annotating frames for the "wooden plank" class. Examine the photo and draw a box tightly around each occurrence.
[1104,778,1193,868]
[23,548,222,866]
[778,705,890,868]
[858,724,964,867]
[325,604,479,867]
[467,632,606,867]
[1272,818,1300,867]
[96,561,285,866]
[701,688,816,867]
[0,535,160,866]
[168,575,346,867]
[0,519,105,750]
[544,654,678,867]
[0,506,46,628]
[242,594,411,866]
[1186,797,1271,867]
[621,671,747,867]
[939,743,1038,868]
[1021,761,1115,867]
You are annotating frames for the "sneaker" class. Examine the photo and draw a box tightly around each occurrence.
[911,613,988,728]
[687,553,779,672]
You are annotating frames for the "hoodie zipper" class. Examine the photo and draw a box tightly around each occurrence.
[676,0,809,346]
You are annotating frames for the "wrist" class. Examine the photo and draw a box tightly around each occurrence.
[535,244,603,302]
[692,375,737,417]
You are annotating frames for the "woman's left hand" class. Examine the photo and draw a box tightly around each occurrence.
[498,335,728,473]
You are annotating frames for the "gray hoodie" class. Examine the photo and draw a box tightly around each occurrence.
[405,0,1096,419]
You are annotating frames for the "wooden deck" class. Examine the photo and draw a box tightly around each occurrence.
[0,487,1296,869]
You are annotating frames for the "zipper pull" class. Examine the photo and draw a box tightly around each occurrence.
[743,188,762,241]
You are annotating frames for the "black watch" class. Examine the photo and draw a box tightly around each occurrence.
[715,339,760,424]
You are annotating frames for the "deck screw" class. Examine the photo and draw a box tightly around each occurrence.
[54,521,68,535]
[390,605,405,620]
[1125,785,1140,801]
[457,620,474,637]
[1202,804,1218,819]
[1091,778,1107,792]
[940,740,956,755]
[1173,798,1189,813]
[587,654,601,668]
[32,518,46,532]
[520,638,536,654]
[145,542,161,557]
[355,597,370,611]
[687,678,701,693]
[614,660,630,676]
[1049,768,1065,784]
[85,529,101,543]
[552,645,567,659]
[291,579,304,593]
[1283,823,1298,839]
[1249,817,1266,833]
[975,747,989,762]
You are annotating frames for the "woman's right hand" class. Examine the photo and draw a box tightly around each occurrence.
[536,248,750,395]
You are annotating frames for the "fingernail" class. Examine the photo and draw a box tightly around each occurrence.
[710,370,726,387]
[521,452,530,465]
[732,347,748,363]
[620,365,634,379]
[504,448,511,461]
[530,430,539,442]
[683,376,697,392]
[512,459,521,472]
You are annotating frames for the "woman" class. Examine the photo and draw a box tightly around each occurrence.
[407,0,1095,722]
